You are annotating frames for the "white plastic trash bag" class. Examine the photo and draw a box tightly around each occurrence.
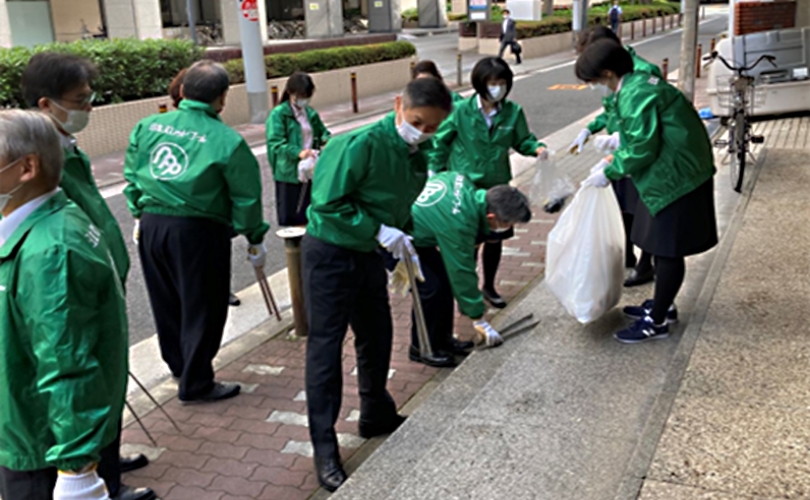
[545,185,625,323]
[530,152,575,214]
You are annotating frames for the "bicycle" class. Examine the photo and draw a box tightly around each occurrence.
[705,51,776,192]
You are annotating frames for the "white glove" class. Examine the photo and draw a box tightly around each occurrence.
[376,224,416,262]
[594,132,620,154]
[583,160,611,188]
[568,129,591,155]
[247,243,267,269]
[297,155,317,183]
[132,219,140,245]
[473,319,503,347]
[54,469,109,500]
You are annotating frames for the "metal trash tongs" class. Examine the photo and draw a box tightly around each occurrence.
[404,256,434,358]
[254,266,282,321]
[499,313,540,340]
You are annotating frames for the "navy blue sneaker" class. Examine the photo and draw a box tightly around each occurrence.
[614,316,670,344]
[622,299,678,324]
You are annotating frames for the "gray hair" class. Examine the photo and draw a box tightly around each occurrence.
[0,110,64,186]
[182,60,231,104]
[486,185,532,224]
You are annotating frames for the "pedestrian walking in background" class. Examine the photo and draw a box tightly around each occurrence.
[430,57,546,309]
[498,9,522,65]
[405,173,533,367]
[124,61,270,403]
[21,52,154,500]
[578,40,717,343]
[609,0,623,34]
[412,60,465,102]
[0,110,127,500]
[303,77,452,492]
[569,26,662,288]
[266,72,331,227]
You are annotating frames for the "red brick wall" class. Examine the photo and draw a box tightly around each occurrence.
[735,1,796,36]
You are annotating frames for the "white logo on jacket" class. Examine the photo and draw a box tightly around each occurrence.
[150,143,189,180]
[416,180,448,207]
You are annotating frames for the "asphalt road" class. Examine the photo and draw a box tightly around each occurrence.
[113,14,727,345]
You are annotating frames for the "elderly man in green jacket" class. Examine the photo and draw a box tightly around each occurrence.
[0,110,127,500]
[124,60,270,404]
[404,172,532,368]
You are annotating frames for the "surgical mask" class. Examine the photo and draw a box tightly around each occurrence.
[397,117,434,146]
[488,85,507,102]
[492,225,512,233]
[0,157,25,213]
[50,100,91,135]
[591,83,613,97]
[295,98,310,109]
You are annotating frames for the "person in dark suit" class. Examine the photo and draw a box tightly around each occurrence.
[498,10,521,65]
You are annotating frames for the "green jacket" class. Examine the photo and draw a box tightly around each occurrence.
[412,172,488,319]
[430,95,544,189]
[605,71,715,216]
[266,101,331,184]
[124,100,269,244]
[451,91,465,103]
[587,46,663,135]
[61,146,130,283]
[0,192,128,472]
[307,113,429,252]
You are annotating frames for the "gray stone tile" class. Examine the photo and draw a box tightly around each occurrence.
[649,397,810,499]
[637,480,767,500]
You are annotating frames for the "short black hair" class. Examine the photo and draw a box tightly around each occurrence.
[576,25,620,54]
[182,60,230,104]
[471,57,513,100]
[281,72,315,103]
[21,52,98,108]
[503,9,511,14]
[412,60,443,81]
[486,185,531,224]
[402,77,453,113]
[575,39,634,82]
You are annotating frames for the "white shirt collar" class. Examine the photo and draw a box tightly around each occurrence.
[0,189,59,249]
[59,133,77,151]
[476,95,500,128]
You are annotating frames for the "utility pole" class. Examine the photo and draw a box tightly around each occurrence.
[186,0,198,45]
[677,0,700,102]
[238,0,269,123]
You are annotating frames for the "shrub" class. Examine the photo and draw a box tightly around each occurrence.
[0,38,203,107]
[223,41,416,84]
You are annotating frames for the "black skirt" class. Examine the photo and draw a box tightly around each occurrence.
[612,177,640,215]
[631,177,718,258]
[275,180,310,227]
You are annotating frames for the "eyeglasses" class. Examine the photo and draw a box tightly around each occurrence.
[58,92,97,107]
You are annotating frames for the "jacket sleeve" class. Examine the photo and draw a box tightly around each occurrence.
[428,117,457,174]
[312,111,331,148]
[435,228,486,319]
[225,141,271,244]
[123,123,144,219]
[587,112,607,134]
[266,110,301,163]
[311,136,380,242]
[22,246,119,471]
[513,107,545,156]
[606,90,660,180]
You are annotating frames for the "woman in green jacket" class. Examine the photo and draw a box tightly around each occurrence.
[266,72,331,227]
[412,60,465,103]
[430,57,546,308]
[579,39,718,344]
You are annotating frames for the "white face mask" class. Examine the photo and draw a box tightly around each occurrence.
[0,157,25,213]
[50,100,91,135]
[492,225,512,233]
[397,116,434,146]
[295,98,310,109]
[487,85,507,102]
[591,83,613,97]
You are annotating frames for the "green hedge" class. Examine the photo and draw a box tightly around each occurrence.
[514,2,679,38]
[223,41,416,84]
[0,39,203,108]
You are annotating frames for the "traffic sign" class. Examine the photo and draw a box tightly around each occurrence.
[241,0,259,21]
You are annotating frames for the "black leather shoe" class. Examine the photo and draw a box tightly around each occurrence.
[358,413,407,439]
[120,453,149,473]
[448,338,475,355]
[112,485,157,500]
[180,382,241,404]
[624,268,655,288]
[228,292,241,307]
[625,254,638,269]
[408,346,456,368]
[482,288,507,308]
[314,455,347,492]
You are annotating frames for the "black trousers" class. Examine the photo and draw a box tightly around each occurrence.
[303,235,398,458]
[139,213,231,400]
[498,40,522,63]
[411,246,455,352]
[0,429,120,499]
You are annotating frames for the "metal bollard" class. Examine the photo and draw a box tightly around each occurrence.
[652,15,656,34]
[410,60,415,77]
[158,103,168,114]
[271,85,279,107]
[702,6,706,19]
[670,14,674,29]
[351,72,358,114]
[696,44,702,78]
[630,20,635,40]
[457,53,462,87]
[662,58,669,80]
[710,37,716,52]
[642,17,647,37]
[678,12,683,26]
[277,227,308,337]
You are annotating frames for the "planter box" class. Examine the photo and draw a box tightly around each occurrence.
[75,57,415,158]
[205,34,398,62]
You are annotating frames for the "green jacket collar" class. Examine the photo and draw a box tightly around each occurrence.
[179,99,221,120]
[475,189,491,237]
[0,191,68,260]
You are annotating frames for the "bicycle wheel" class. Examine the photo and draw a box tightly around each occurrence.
[731,111,747,193]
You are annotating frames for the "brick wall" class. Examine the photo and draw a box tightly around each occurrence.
[735,1,796,36]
